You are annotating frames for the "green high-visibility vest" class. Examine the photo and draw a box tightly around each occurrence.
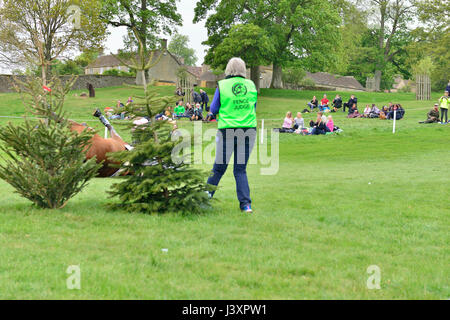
[218,77,257,129]
[439,96,449,109]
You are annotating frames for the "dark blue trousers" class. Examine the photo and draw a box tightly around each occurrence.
[207,128,256,209]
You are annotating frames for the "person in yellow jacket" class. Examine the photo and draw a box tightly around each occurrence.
[206,57,257,213]
[439,91,449,124]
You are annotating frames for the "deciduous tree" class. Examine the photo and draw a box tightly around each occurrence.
[194,0,341,89]
[0,0,106,85]
[101,0,182,84]
[169,33,198,66]
[209,24,275,92]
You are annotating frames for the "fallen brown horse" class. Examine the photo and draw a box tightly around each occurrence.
[68,110,131,177]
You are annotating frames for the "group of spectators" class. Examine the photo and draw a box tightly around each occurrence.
[306,94,358,113]
[176,87,210,111]
[280,111,340,135]
[351,102,405,120]
[172,88,216,122]
[104,96,134,120]
[172,100,208,121]
[305,93,405,120]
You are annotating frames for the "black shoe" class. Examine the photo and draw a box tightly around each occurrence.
[93,108,102,118]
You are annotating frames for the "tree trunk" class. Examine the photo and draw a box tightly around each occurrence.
[270,63,283,89]
[136,70,149,86]
[251,66,260,93]
[41,64,47,86]
[374,69,382,91]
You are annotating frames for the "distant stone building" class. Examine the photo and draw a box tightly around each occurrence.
[196,65,223,88]
[304,72,365,92]
[391,76,414,93]
[85,55,130,75]
[85,40,197,86]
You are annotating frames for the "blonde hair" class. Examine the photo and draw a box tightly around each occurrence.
[286,111,292,118]
[297,112,302,118]
[225,57,247,77]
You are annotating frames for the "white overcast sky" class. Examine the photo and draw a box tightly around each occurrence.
[105,0,208,65]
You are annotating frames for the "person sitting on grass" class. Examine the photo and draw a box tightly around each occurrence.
[363,104,371,117]
[438,91,449,124]
[332,94,342,112]
[419,103,440,123]
[191,103,203,121]
[387,104,405,120]
[397,104,405,119]
[175,87,185,98]
[309,112,328,135]
[387,102,394,113]
[343,94,357,112]
[110,100,127,120]
[368,104,380,118]
[126,96,133,106]
[308,96,319,111]
[282,111,294,131]
[319,94,330,112]
[293,112,304,130]
[326,115,334,132]
[347,103,361,118]
[182,103,194,118]
[204,111,217,122]
[379,106,388,119]
[173,100,185,119]
[155,106,173,121]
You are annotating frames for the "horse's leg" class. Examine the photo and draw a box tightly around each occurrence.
[93,109,124,140]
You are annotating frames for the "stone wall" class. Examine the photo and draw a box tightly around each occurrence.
[0,75,136,93]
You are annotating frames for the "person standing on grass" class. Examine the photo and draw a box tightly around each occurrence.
[206,57,257,214]
[192,89,202,105]
[200,89,210,112]
[439,91,449,124]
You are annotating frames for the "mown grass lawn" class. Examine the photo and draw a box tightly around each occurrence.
[0,85,448,299]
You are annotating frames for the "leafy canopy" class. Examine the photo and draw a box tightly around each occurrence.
[168,33,198,66]
[208,24,274,70]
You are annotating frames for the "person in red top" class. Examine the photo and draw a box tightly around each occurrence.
[319,94,330,111]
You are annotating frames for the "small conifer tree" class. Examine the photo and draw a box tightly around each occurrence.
[0,76,101,209]
[108,82,212,214]
[108,29,212,214]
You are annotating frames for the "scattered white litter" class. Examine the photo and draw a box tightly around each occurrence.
[368,182,372,185]
[161,249,169,253]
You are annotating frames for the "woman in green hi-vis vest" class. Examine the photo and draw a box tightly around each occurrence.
[206,58,257,213]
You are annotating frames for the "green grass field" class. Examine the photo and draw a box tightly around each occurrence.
[0,85,448,299]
